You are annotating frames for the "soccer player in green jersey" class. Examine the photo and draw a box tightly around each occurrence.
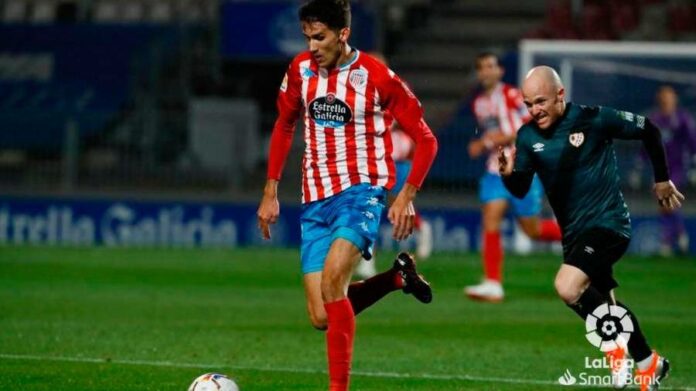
[499,66,684,391]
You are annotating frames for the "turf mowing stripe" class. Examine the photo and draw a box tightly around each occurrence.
[0,353,692,390]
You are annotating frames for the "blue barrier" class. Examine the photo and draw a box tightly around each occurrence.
[1,196,693,255]
[0,25,183,151]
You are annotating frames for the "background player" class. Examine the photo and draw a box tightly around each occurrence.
[500,66,683,390]
[256,1,438,390]
[464,52,561,302]
[645,85,696,255]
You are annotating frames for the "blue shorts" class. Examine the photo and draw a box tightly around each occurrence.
[479,172,543,217]
[390,161,411,195]
[300,183,387,274]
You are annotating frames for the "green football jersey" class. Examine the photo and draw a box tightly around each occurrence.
[514,103,648,251]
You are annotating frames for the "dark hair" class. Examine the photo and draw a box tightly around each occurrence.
[475,52,499,69]
[299,0,351,30]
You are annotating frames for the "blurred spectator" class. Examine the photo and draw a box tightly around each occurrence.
[645,86,696,255]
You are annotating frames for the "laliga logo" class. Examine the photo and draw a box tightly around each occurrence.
[585,304,634,352]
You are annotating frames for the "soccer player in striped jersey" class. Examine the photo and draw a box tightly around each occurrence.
[465,52,562,302]
[256,1,438,390]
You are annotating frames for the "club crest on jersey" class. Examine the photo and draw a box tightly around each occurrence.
[309,93,353,128]
[349,69,367,90]
[569,132,585,147]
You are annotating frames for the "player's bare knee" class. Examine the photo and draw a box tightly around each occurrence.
[554,278,582,304]
[320,273,345,302]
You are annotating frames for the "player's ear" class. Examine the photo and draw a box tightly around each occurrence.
[557,87,565,101]
[338,27,350,44]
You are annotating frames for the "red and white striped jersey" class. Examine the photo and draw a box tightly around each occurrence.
[268,50,437,204]
[472,82,530,174]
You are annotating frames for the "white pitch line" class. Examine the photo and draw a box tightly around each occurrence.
[0,353,693,390]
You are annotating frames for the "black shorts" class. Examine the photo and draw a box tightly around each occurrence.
[564,227,630,294]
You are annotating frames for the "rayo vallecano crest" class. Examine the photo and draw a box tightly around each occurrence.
[349,69,367,89]
[569,132,585,147]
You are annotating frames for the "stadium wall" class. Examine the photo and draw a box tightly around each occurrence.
[1,196,694,255]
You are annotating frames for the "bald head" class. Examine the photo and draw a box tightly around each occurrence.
[522,66,567,129]
[524,66,563,91]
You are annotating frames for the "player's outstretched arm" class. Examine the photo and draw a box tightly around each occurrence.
[498,146,515,176]
[257,179,280,240]
[389,183,417,241]
[499,146,534,198]
[258,60,302,240]
[636,118,685,210]
[379,71,438,241]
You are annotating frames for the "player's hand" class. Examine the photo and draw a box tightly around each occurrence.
[468,139,485,158]
[498,146,515,176]
[388,185,417,241]
[257,180,280,240]
[654,180,685,211]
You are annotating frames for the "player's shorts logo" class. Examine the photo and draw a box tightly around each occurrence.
[569,132,585,147]
[585,304,634,352]
[349,69,367,90]
[309,94,353,128]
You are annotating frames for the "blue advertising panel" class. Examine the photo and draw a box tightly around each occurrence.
[0,196,301,248]
[221,1,377,59]
[1,195,694,255]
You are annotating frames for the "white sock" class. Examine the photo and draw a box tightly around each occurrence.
[636,352,655,371]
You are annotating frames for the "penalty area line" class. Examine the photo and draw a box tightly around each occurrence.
[0,353,693,390]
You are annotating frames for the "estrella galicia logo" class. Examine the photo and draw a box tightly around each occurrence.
[585,304,634,352]
[309,93,353,128]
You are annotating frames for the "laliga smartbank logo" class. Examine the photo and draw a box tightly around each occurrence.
[585,304,634,352]
[557,304,660,388]
[558,369,577,386]
[558,359,661,388]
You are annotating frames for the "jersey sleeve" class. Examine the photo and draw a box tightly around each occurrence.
[267,59,303,180]
[377,70,438,189]
[601,107,670,182]
[513,129,535,173]
[502,129,535,198]
[599,107,647,140]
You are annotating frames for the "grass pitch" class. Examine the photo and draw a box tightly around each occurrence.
[0,246,694,390]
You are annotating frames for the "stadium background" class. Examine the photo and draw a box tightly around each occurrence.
[1,0,695,254]
[1,1,695,390]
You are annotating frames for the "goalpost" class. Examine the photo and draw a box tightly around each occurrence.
[518,40,696,114]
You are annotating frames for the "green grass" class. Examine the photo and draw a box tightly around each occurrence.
[0,246,694,390]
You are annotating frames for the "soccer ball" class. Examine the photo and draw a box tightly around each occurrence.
[188,373,239,391]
